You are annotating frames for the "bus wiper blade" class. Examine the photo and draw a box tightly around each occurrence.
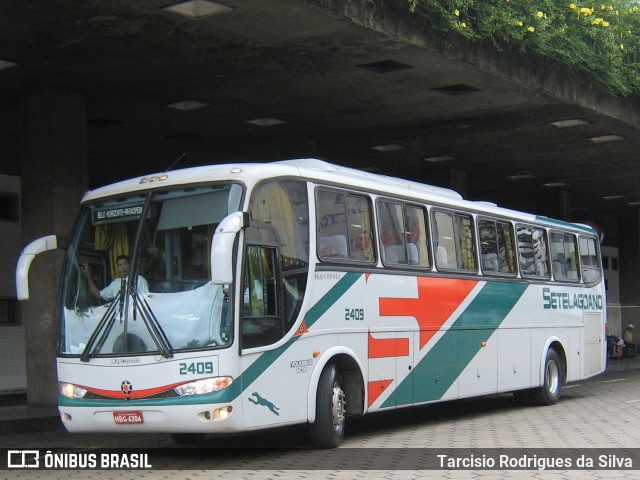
[126,272,173,358]
[80,285,173,360]
[133,290,174,359]
[80,291,123,362]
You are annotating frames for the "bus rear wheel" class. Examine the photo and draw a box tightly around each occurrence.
[310,363,346,448]
[531,348,563,406]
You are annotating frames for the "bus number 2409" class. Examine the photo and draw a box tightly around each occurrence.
[345,308,365,321]
[179,362,215,375]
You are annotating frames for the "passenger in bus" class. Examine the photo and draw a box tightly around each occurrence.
[318,234,348,259]
[81,254,149,303]
[624,324,638,356]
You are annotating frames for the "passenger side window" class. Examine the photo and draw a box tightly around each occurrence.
[433,210,476,271]
[517,225,550,278]
[316,189,375,263]
[478,218,516,275]
[241,245,280,349]
[377,200,430,267]
[244,179,310,349]
[579,236,601,283]
[550,232,579,282]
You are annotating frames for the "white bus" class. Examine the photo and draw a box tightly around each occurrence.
[16,159,605,447]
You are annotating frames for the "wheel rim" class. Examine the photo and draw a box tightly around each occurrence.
[331,381,346,435]
[545,359,560,394]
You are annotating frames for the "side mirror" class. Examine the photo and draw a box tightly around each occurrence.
[16,235,59,300]
[211,212,249,285]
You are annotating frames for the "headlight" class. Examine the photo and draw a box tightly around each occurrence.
[174,376,233,396]
[59,382,88,399]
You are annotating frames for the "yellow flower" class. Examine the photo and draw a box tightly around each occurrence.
[592,18,603,25]
[536,11,544,18]
[620,44,624,50]
[454,9,460,16]
[570,3,576,9]
[527,26,535,32]
[602,21,609,27]
[517,21,523,26]
[461,22,467,28]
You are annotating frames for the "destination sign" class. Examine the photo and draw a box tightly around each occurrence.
[92,205,143,225]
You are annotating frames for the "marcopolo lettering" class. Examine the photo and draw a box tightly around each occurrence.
[542,287,603,311]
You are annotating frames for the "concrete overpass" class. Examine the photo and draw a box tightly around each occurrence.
[1,0,639,404]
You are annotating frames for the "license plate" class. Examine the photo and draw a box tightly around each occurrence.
[113,411,143,424]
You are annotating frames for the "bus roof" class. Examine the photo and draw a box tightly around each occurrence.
[276,159,463,200]
[81,158,596,235]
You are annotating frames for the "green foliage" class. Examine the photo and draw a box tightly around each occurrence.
[403,0,640,96]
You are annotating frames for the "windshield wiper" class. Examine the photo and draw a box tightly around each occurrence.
[129,274,174,359]
[80,277,174,361]
[80,279,127,362]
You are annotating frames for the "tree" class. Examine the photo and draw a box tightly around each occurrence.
[401,0,640,96]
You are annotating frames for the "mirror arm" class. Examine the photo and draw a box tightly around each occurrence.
[16,235,60,300]
[211,211,248,285]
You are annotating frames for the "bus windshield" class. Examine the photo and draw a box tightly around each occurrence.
[59,182,243,357]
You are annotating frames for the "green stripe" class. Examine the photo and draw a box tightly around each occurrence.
[227,271,361,399]
[304,272,361,328]
[534,215,595,233]
[383,281,527,408]
[62,272,362,408]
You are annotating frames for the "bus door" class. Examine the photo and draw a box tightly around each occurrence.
[239,180,310,429]
[580,235,606,377]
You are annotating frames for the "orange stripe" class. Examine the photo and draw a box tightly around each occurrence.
[367,379,393,406]
[368,333,409,358]
[379,277,478,349]
[84,380,187,399]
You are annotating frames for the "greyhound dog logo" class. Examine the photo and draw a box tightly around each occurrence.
[248,392,280,416]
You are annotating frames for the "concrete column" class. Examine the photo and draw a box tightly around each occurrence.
[427,168,467,198]
[618,207,640,328]
[536,189,571,221]
[20,91,88,406]
[449,168,467,199]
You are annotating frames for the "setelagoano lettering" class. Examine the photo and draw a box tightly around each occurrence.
[542,287,603,310]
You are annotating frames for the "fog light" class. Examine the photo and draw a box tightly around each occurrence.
[213,406,233,421]
[60,412,72,422]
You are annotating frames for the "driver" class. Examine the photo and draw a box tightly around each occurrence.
[81,254,149,303]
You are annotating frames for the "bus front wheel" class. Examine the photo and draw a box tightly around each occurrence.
[531,348,563,406]
[310,363,346,448]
